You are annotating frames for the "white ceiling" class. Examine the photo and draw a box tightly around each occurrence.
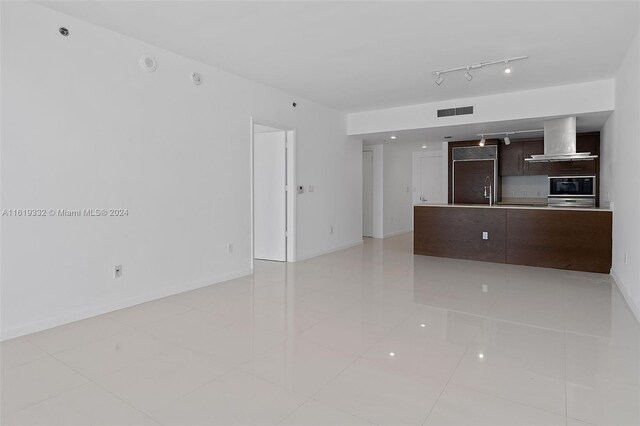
[40,1,639,112]
[362,111,612,145]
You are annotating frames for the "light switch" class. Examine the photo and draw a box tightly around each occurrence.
[308,185,314,192]
[482,231,489,240]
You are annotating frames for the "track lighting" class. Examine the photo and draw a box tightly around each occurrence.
[504,61,512,74]
[476,128,543,143]
[432,55,527,86]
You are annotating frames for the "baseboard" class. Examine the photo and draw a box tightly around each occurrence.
[611,269,640,324]
[0,268,253,341]
[383,229,412,238]
[295,240,364,262]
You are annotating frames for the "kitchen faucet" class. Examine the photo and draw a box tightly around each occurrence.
[484,176,493,206]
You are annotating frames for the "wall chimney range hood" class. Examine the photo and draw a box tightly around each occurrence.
[525,117,597,162]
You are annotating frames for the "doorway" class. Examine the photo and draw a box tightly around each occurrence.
[363,150,374,237]
[252,121,295,263]
[412,151,444,204]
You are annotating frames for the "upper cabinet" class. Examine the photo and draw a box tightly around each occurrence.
[498,132,599,177]
[498,140,524,176]
[523,139,549,176]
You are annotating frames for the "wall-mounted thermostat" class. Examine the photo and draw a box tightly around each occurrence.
[297,186,304,194]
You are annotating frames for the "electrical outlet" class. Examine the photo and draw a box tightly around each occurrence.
[227,243,233,253]
[114,265,122,278]
[482,231,489,240]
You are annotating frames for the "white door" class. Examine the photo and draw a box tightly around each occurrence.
[416,156,443,204]
[254,131,286,261]
[362,151,374,237]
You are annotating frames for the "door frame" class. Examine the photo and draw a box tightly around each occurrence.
[363,145,384,238]
[362,150,374,237]
[250,118,296,268]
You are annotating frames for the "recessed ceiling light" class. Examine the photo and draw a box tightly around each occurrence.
[478,353,484,359]
[420,323,427,328]
[421,145,427,149]
[390,136,397,140]
[389,352,395,357]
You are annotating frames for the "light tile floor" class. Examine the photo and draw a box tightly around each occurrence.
[1,233,639,425]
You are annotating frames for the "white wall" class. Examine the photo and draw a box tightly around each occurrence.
[0,2,362,339]
[348,80,614,136]
[379,142,443,237]
[601,30,640,322]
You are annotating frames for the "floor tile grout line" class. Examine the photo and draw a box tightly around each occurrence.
[420,317,482,426]
[0,353,91,418]
[296,306,417,424]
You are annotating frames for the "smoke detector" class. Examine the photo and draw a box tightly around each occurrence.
[139,55,157,72]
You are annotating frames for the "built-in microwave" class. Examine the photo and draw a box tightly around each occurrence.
[548,176,596,208]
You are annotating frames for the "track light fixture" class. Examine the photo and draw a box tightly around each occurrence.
[475,128,543,144]
[432,55,527,85]
[504,61,512,74]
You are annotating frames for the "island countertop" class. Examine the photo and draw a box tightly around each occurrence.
[413,203,612,212]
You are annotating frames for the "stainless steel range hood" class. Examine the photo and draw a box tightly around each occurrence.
[525,117,598,162]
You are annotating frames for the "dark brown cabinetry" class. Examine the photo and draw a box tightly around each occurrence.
[414,206,612,274]
[498,139,549,176]
[523,139,549,175]
[498,132,600,177]
[498,140,523,176]
[453,160,495,204]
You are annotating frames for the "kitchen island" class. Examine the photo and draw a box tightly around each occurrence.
[414,204,612,273]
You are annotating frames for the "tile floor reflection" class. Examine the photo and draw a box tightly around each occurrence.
[1,233,639,425]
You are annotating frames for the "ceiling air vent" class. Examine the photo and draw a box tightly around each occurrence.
[437,105,474,118]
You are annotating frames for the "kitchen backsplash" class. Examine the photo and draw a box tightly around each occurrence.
[501,175,548,199]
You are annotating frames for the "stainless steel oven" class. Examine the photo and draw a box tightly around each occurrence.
[548,176,596,208]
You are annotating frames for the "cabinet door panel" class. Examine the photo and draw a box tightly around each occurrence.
[548,160,596,175]
[523,139,549,175]
[498,141,523,176]
[453,160,495,204]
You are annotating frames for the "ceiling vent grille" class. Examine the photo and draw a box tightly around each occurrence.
[437,105,474,118]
